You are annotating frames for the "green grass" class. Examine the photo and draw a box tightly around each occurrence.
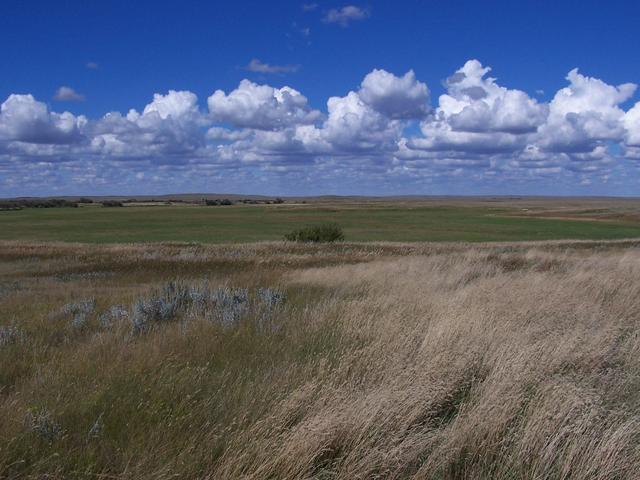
[2,204,640,243]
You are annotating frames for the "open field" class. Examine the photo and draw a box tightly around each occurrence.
[2,239,640,478]
[2,197,640,243]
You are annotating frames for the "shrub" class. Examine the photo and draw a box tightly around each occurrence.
[25,409,63,443]
[128,282,285,334]
[0,199,77,210]
[284,223,345,243]
[0,325,24,347]
[204,198,234,206]
[61,299,96,316]
[61,299,96,331]
[102,201,123,207]
[99,305,128,329]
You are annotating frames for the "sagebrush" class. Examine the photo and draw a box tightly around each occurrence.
[284,223,345,242]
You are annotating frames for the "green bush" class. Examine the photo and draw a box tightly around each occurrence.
[205,198,234,206]
[284,223,345,243]
[102,201,123,207]
[0,199,78,210]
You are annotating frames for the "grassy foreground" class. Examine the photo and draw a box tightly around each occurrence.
[1,239,640,478]
[2,203,640,243]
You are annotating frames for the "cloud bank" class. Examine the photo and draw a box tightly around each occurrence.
[1,60,640,195]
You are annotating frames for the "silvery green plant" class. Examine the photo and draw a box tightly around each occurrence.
[86,412,104,442]
[99,305,128,329]
[256,287,287,333]
[130,303,150,335]
[70,313,89,330]
[60,298,96,330]
[129,282,286,334]
[55,271,114,282]
[25,408,63,443]
[130,282,187,334]
[61,298,96,316]
[0,281,21,298]
[257,287,286,308]
[213,287,249,328]
[0,325,24,347]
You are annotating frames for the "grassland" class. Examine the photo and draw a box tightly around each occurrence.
[2,200,640,243]
[2,197,640,478]
[2,239,640,478]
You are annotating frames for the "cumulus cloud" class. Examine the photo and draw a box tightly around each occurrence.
[324,5,369,26]
[537,69,636,152]
[245,59,299,74]
[0,94,86,144]
[86,62,99,70]
[208,80,321,130]
[318,91,400,151]
[2,61,640,196]
[403,60,546,157]
[275,90,401,157]
[54,86,86,102]
[439,60,547,134]
[140,90,200,120]
[624,101,640,146]
[358,69,430,119]
[89,90,205,158]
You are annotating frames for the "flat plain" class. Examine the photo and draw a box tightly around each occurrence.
[2,196,640,243]
[1,197,640,479]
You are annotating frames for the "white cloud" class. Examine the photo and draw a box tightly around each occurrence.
[86,62,99,70]
[54,86,86,102]
[140,90,199,121]
[623,101,640,146]
[537,69,636,152]
[403,60,544,157]
[208,80,321,130]
[358,69,430,119]
[2,61,640,195]
[401,60,639,184]
[90,90,205,158]
[319,91,401,151]
[439,60,547,134]
[245,59,299,74]
[0,94,86,144]
[324,5,369,26]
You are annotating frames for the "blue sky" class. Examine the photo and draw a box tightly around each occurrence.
[1,0,640,196]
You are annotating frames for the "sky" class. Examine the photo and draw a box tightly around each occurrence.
[1,0,640,197]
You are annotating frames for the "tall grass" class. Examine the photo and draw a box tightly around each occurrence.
[1,240,639,478]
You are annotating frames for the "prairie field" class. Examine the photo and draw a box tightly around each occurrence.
[1,238,640,478]
[2,197,640,244]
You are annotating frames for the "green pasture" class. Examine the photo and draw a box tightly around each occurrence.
[1,204,640,243]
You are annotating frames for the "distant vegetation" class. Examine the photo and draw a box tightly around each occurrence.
[101,201,124,207]
[204,198,234,206]
[0,198,78,211]
[284,223,345,242]
[204,197,285,206]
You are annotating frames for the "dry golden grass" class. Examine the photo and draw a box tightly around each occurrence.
[1,240,639,479]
